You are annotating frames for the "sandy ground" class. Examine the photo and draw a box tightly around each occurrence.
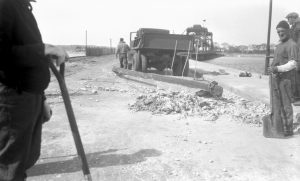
[27,55,300,181]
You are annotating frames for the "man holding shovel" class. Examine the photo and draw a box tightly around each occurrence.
[0,0,68,180]
[267,20,299,137]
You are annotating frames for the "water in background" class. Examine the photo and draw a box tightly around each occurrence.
[206,55,269,74]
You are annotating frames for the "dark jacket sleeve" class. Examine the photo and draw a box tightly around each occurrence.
[11,43,46,67]
[0,0,47,68]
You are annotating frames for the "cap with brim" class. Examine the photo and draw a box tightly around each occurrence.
[286,12,299,18]
[276,20,290,29]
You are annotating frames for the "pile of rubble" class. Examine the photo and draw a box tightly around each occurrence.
[129,89,269,125]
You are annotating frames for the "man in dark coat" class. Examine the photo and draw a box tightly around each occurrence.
[0,0,68,180]
[268,20,299,137]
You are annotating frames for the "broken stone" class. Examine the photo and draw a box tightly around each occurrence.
[91,89,98,94]
[128,88,269,125]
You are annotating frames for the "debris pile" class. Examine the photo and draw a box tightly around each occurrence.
[129,89,269,125]
[79,84,128,93]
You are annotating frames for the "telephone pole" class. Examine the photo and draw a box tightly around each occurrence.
[85,30,88,56]
[110,38,112,53]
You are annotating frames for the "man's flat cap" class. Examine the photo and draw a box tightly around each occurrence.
[286,12,299,18]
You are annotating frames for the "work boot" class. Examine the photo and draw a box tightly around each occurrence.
[284,125,294,137]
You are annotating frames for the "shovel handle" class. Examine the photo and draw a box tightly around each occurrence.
[49,62,92,181]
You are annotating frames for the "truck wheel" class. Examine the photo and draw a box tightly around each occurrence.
[141,54,147,72]
[133,51,141,71]
[172,56,182,76]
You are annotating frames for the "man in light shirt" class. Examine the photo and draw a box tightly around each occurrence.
[268,20,299,136]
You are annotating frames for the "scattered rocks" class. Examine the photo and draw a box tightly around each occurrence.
[91,89,98,94]
[129,88,269,125]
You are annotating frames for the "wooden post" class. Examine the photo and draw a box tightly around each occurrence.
[264,0,272,75]
[110,38,112,54]
[170,40,178,75]
[194,40,200,79]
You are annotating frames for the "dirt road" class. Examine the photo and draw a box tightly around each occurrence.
[28,55,300,181]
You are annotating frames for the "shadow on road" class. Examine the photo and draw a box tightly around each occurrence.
[27,148,162,177]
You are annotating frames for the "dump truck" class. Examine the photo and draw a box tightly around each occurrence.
[186,24,224,61]
[128,28,193,76]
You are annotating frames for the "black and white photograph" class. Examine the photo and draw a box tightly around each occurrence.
[0,0,299,180]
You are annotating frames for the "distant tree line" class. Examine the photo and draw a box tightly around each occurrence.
[214,42,276,54]
[57,45,115,56]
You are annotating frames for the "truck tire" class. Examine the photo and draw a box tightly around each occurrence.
[133,51,141,71]
[141,54,147,72]
[172,56,182,76]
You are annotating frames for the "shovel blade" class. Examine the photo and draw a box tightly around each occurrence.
[262,114,285,138]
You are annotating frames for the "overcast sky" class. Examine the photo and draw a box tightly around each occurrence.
[32,0,300,47]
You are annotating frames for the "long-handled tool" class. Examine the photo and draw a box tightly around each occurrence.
[50,62,92,181]
[263,73,286,138]
[264,0,272,75]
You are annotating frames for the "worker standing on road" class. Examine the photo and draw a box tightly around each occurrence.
[0,0,68,180]
[286,12,300,99]
[286,12,300,46]
[268,20,299,137]
[116,38,130,69]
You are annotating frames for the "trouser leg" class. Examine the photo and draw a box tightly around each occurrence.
[124,57,128,69]
[295,71,300,99]
[280,80,294,134]
[270,77,285,135]
[119,57,124,68]
[0,86,43,181]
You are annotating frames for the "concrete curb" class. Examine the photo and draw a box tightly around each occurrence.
[112,66,214,91]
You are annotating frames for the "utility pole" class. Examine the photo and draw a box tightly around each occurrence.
[110,38,112,54]
[264,0,272,75]
[85,30,88,56]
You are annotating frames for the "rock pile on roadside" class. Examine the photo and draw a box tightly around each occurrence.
[129,89,269,125]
